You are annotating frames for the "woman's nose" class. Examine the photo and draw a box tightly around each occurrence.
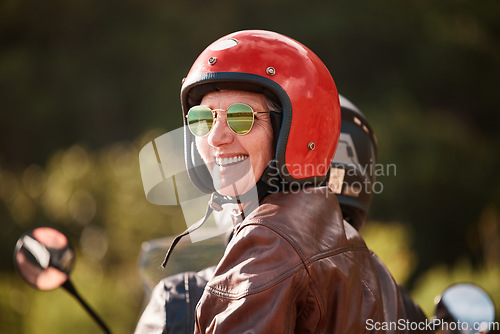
[207,115,234,147]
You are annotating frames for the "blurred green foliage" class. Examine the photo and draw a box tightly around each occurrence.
[1,0,499,332]
[363,221,418,285]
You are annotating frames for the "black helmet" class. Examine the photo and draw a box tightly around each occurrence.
[327,95,377,231]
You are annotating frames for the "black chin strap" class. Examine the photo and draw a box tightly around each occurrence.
[161,173,280,269]
[161,192,230,268]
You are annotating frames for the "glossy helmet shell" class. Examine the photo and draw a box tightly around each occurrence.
[181,30,341,193]
[329,95,377,230]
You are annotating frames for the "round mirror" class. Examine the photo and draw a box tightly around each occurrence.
[14,227,75,290]
[435,283,495,333]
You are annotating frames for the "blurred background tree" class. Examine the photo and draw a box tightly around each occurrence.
[1,0,499,332]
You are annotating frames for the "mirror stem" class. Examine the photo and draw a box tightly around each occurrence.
[62,280,111,334]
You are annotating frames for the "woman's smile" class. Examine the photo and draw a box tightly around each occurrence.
[215,155,249,167]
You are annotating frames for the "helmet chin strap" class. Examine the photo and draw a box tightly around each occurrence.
[161,182,266,268]
[161,192,230,268]
[161,195,211,268]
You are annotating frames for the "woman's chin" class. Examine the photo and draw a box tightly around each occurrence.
[211,161,255,197]
[213,177,255,197]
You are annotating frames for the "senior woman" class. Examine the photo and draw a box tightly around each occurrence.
[159,30,425,333]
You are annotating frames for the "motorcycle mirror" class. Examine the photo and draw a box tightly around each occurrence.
[14,227,111,334]
[435,283,495,333]
[14,226,74,290]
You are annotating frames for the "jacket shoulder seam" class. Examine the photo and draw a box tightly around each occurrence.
[247,219,369,264]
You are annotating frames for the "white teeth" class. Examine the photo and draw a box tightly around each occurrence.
[216,155,247,166]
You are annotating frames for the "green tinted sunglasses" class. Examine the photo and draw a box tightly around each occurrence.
[186,103,269,137]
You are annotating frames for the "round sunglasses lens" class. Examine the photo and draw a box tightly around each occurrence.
[227,104,254,134]
[187,106,213,136]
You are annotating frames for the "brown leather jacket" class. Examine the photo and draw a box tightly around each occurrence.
[194,187,427,333]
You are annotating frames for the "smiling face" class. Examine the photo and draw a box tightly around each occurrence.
[194,90,274,197]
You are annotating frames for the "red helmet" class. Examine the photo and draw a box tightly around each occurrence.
[181,30,341,193]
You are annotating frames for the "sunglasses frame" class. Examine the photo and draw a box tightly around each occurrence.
[186,103,270,137]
